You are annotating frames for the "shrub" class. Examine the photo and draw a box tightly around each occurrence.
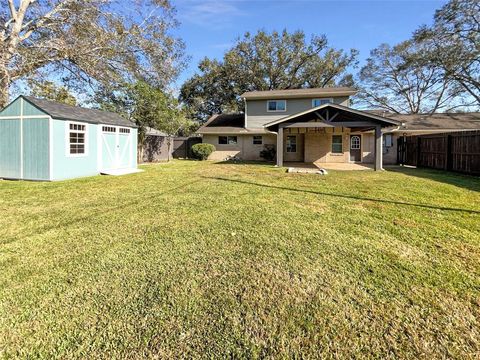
[192,143,216,160]
[260,145,276,161]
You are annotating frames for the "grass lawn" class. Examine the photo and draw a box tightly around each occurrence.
[0,161,479,358]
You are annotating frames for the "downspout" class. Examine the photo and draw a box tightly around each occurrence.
[243,97,248,128]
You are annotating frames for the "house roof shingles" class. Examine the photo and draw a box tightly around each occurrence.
[387,112,480,131]
[197,113,271,134]
[23,96,137,128]
[199,110,480,135]
[241,87,357,100]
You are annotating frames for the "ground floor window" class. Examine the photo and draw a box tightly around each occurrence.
[286,135,297,153]
[219,136,237,145]
[383,134,393,148]
[68,122,86,155]
[253,135,262,145]
[332,135,343,153]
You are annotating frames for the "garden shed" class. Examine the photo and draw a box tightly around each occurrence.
[0,95,138,181]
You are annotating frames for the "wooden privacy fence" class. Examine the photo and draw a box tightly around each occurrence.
[397,131,480,175]
[172,137,202,159]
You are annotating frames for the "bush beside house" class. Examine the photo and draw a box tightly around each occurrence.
[192,143,215,160]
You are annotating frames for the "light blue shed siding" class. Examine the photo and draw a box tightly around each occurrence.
[0,97,22,117]
[22,118,50,180]
[23,100,48,116]
[101,132,117,170]
[132,128,138,168]
[51,119,99,180]
[0,119,21,178]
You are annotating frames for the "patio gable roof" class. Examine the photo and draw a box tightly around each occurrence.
[264,103,402,131]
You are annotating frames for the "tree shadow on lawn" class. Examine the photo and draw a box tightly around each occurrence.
[385,166,480,193]
[204,176,480,214]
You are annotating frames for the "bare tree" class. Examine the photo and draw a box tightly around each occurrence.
[357,40,465,114]
[414,0,480,104]
[0,0,186,108]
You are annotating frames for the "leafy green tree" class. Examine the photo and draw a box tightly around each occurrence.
[97,81,194,161]
[414,0,480,104]
[0,0,186,108]
[28,80,77,106]
[180,29,358,122]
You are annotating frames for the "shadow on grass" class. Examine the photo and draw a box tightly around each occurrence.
[213,160,276,166]
[204,176,480,214]
[386,166,480,192]
[1,179,202,245]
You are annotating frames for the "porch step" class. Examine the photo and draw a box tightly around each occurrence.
[287,167,328,175]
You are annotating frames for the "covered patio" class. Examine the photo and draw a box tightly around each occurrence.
[264,103,401,171]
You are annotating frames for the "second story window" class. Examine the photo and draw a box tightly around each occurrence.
[267,100,286,112]
[312,98,333,107]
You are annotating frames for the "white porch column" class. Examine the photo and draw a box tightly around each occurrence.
[276,126,283,167]
[374,125,383,171]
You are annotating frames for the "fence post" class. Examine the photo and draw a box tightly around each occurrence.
[446,134,453,171]
[416,137,421,167]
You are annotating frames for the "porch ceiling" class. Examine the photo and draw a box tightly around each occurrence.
[264,103,401,132]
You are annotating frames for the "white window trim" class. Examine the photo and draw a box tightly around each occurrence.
[266,100,287,112]
[331,134,343,154]
[218,135,238,145]
[350,135,361,150]
[253,135,263,145]
[312,98,334,108]
[383,134,393,148]
[119,127,131,135]
[65,121,88,157]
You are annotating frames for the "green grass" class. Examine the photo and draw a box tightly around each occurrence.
[0,161,479,359]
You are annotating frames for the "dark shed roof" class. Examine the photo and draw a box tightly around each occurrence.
[23,96,137,128]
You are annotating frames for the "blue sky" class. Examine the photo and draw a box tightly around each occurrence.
[172,0,447,88]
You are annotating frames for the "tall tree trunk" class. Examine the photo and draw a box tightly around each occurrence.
[0,59,10,108]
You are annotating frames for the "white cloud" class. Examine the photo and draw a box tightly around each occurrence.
[176,0,246,29]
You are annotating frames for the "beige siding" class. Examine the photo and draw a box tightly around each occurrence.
[203,134,276,161]
[383,133,398,165]
[246,96,350,129]
[304,128,351,163]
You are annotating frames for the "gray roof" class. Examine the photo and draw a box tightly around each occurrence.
[145,127,168,137]
[386,112,480,132]
[23,96,137,128]
[197,113,271,134]
[241,87,357,100]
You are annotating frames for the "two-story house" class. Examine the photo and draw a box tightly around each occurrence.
[197,87,480,170]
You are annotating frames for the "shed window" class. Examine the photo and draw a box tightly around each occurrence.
[68,123,86,155]
[332,135,343,154]
[253,135,263,145]
[119,128,130,135]
[219,136,237,145]
[102,126,116,133]
[312,98,333,107]
[383,134,393,148]
[286,135,297,153]
[267,100,286,112]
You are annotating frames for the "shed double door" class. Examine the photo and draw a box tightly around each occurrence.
[100,126,132,170]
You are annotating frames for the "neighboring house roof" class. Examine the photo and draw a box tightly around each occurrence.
[22,96,137,128]
[241,87,357,100]
[197,113,273,134]
[387,112,480,132]
[145,127,168,137]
